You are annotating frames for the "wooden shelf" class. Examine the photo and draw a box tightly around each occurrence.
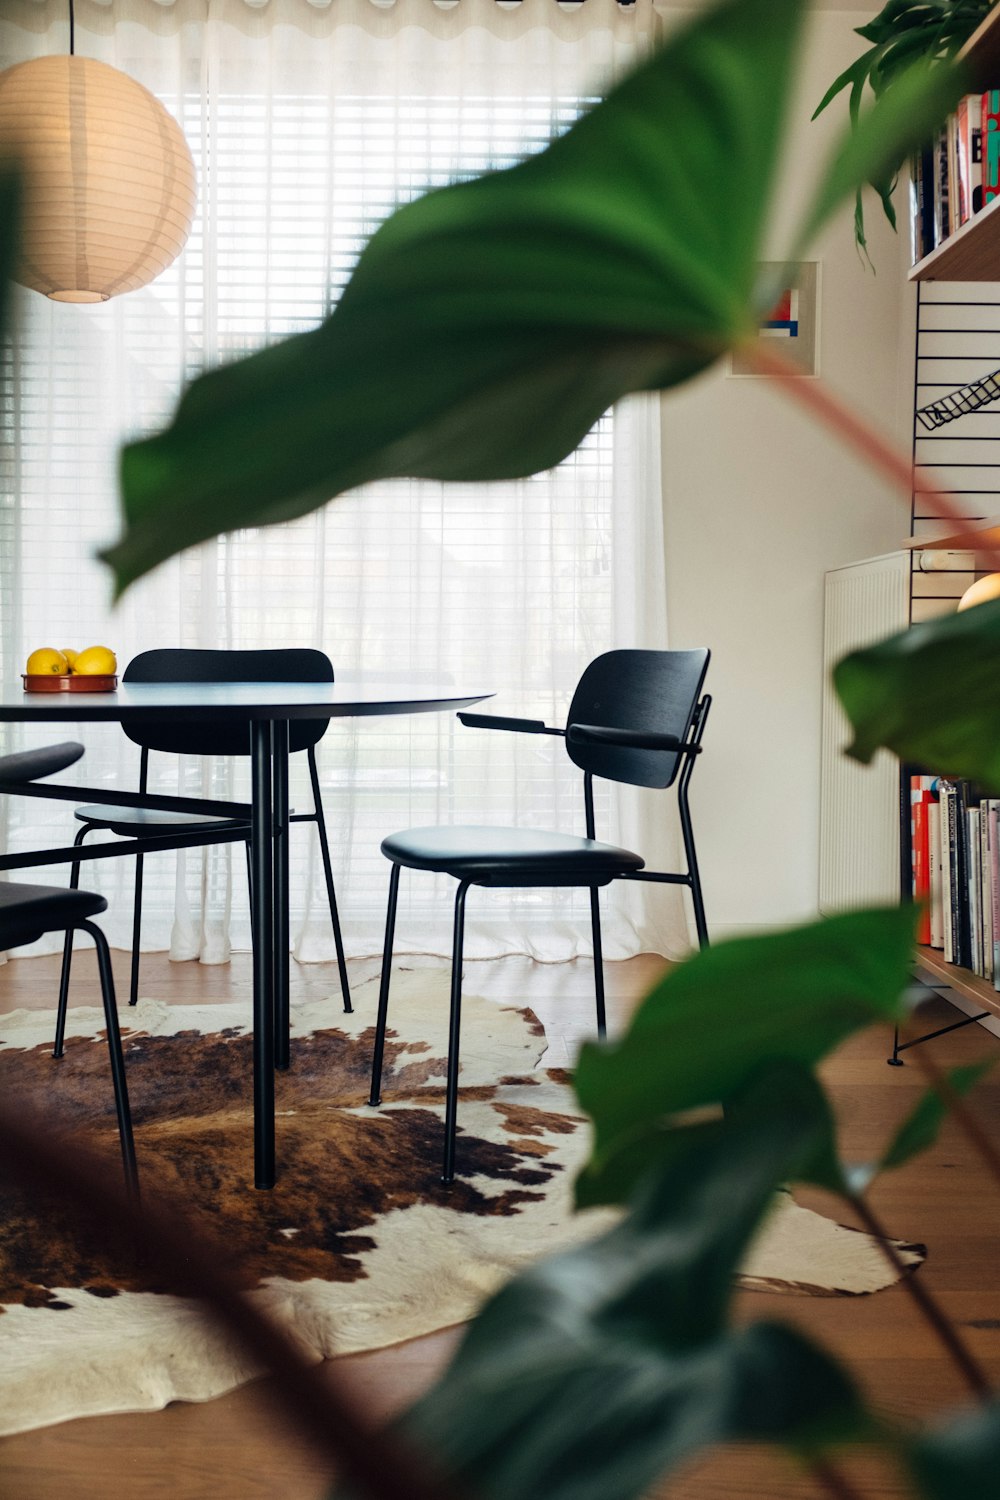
[910,4,1000,282]
[914,944,1000,1018]
[904,517,1000,551]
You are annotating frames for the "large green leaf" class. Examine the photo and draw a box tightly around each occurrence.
[835,599,1000,791]
[906,1402,1000,1497]
[103,0,809,595]
[357,1068,869,1500]
[575,906,915,1193]
[848,1060,995,1194]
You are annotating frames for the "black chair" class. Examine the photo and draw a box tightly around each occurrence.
[55,648,352,1055]
[0,743,137,1192]
[368,647,711,1183]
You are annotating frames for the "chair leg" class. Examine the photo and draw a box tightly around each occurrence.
[442,881,470,1186]
[679,781,709,951]
[54,825,90,1059]
[589,886,607,1039]
[368,863,401,1107]
[128,851,145,1007]
[245,840,255,945]
[308,748,352,1014]
[81,920,138,1197]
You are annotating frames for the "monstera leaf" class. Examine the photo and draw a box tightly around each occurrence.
[342,1065,871,1500]
[574,905,916,1203]
[101,0,966,595]
[835,598,1000,792]
[906,1401,1000,1497]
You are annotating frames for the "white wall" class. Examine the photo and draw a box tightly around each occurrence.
[659,8,916,939]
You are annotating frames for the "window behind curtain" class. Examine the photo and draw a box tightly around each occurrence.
[0,0,668,963]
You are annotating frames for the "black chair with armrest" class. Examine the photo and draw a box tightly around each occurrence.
[368,647,711,1184]
[0,742,137,1192]
[55,648,353,1056]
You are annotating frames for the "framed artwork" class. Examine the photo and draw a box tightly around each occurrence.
[729,261,820,378]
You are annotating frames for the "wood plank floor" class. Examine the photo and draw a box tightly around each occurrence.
[1,949,999,1499]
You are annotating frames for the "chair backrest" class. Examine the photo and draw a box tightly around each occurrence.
[122,648,334,757]
[565,648,710,789]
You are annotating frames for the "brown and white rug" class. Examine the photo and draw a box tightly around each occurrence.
[0,973,923,1436]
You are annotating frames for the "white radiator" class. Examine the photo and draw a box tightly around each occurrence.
[819,552,910,914]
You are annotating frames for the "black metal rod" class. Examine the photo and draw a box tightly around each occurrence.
[0,779,250,820]
[54,822,89,1059]
[369,863,401,1108]
[128,852,144,1008]
[442,881,470,1186]
[82,919,138,1196]
[894,1010,991,1054]
[618,870,691,886]
[589,886,607,1037]
[250,721,275,1190]
[308,745,351,1014]
[272,721,290,1071]
[0,824,249,873]
[583,770,596,841]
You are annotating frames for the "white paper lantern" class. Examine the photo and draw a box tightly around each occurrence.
[0,55,196,303]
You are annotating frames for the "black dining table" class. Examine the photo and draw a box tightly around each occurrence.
[0,679,490,1187]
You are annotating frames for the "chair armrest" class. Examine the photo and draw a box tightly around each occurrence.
[568,723,698,753]
[457,713,565,737]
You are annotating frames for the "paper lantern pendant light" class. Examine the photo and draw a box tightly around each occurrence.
[0,55,196,303]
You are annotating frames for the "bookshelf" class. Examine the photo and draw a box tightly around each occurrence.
[916,944,1000,1017]
[910,6,1000,282]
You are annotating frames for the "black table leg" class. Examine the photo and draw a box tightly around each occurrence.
[250,720,276,1190]
[273,719,291,1070]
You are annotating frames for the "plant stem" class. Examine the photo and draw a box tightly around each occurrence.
[0,1110,465,1500]
[848,1189,991,1399]
[905,1032,1000,1191]
[746,342,1000,571]
[810,1455,867,1500]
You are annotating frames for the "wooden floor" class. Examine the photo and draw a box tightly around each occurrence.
[1,949,999,1499]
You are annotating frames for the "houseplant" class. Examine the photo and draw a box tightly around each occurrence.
[5,0,1000,1493]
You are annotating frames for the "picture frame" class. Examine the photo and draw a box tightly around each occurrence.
[728,261,820,378]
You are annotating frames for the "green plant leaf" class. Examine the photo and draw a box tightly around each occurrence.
[102,0,811,595]
[358,1069,869,1500]
[880,1060,995,1173]
[794,54,967,261]
[834,599,1000,791]
[574,906,915,1195]
[906,1401,1000,1497]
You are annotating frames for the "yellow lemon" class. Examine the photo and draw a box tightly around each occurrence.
[61,648,79,670]
[25,647,69,675]
[73,645,117,676]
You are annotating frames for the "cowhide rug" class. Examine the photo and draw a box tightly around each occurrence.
[0,973,923,1436]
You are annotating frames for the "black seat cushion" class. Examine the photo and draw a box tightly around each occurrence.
[381,826,644,888]
[0,882,108,950]
[0,742,84,784]
[74,804,249,837]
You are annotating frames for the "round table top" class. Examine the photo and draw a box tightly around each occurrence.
[0,680,492,723]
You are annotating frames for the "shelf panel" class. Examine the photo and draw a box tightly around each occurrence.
[914,945,1000,1018]
[910,192,1000,281]
[904,518,1000,551]
[910,6,1000,281]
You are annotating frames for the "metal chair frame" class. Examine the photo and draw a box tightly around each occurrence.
[369,649,712,1184]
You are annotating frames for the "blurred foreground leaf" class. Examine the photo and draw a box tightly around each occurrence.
[906,1401,1000,1498]
[575,905,915,1201]
[835,600,1000,792]
[349,1066,868,1500]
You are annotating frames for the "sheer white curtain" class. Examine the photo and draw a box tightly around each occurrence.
[0,0,693,966]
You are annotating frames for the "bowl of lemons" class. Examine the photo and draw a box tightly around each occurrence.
[22,646,118,692]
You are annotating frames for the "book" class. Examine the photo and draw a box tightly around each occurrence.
[929,800,944,948]
[909,148,936,264]
[933,123,951,245]
[967,804,982,975]
[990,800,1000,991]
[940,783,956,963]
[981,799,993,979]
[912,791,932,945]
[982,89,1000,206]
[956,94,984,224]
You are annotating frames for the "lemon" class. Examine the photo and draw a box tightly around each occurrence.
[26,647,69,675]
[61,648,79,670]
[73,645,117,676]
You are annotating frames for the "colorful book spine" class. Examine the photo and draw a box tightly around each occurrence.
[967,805,982,976]
[990,801,1000,991]
[982,90,1000,206]
[956,94,984,224]
[929,802,944,949]
[981,800,993,980]
[940,783,955,963]
[912,793,932,944]
[933,123,951,245]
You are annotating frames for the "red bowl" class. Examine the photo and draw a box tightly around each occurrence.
[22,674,118,693]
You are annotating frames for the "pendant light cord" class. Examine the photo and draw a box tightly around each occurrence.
[69,0,75,56]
